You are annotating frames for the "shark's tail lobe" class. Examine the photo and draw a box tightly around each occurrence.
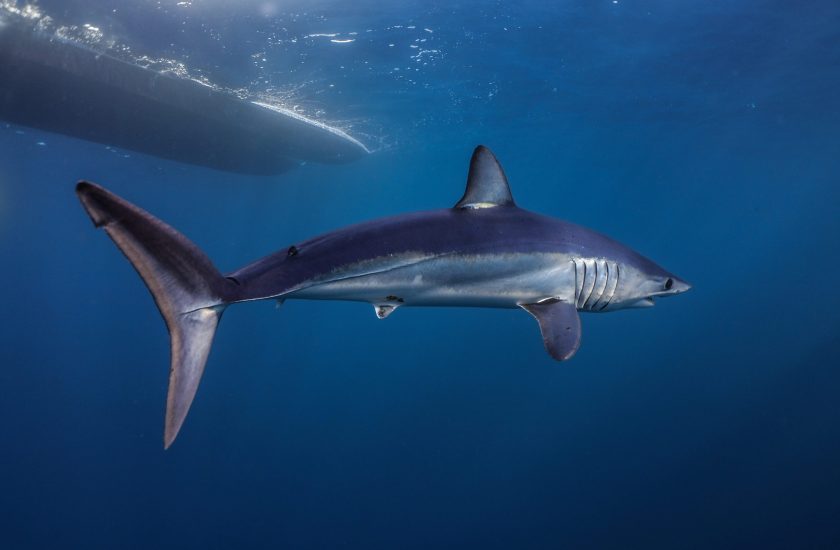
[76,181,234,448]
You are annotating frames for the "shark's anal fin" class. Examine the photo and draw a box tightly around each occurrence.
[521,299,581,361]
[454,146,515,209]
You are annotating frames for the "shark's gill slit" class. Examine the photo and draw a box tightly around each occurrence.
[598,261,609,307]
[577,260,587,308]
[597,260,610,307]
[580,259,597,309]
[600,262,620,310]
[590,260,609,310]
[583,260,599,310]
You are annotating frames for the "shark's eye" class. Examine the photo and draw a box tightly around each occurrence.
[664,278,674,290]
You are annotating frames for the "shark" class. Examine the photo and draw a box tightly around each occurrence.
[76,146,691,448]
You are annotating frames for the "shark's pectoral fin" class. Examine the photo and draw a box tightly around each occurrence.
[454,146,515,209]
[521,299,581,361]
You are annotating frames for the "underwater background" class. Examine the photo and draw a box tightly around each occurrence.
[1,0,839,547]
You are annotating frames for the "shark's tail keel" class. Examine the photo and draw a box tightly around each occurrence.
[76,182,234,449]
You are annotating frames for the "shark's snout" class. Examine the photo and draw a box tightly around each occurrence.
[669,277,692,295]
[654,276,692,300]
[634,278,690,308]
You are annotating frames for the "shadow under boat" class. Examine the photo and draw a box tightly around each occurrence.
[0,21,369,175]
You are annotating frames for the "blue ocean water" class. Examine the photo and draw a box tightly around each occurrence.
[1,0,839,547]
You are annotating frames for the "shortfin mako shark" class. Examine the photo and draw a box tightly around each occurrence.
[76,146,691,448]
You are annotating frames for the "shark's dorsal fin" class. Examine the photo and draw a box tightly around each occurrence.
[454,146,515,209]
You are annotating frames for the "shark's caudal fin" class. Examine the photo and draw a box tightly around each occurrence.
[76,182,235,449]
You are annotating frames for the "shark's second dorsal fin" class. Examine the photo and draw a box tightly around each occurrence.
[454,146,515,209]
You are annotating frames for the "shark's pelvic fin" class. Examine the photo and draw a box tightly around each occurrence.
[454,145,515,209]
[521,299,582,361]
[374,304,398,319]
[76,182,235,449]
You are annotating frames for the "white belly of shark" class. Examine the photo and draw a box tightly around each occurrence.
[291,252,578,310]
